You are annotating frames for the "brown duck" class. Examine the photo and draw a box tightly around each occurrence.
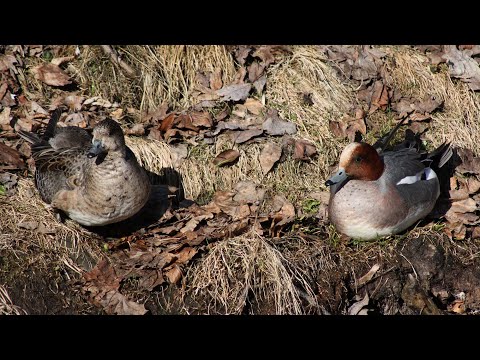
[19,109,151,226]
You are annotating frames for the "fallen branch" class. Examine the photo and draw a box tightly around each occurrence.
[101,45,137,79]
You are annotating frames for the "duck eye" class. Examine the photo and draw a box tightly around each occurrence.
[355,156,362,163]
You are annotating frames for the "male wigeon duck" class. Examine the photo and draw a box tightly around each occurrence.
[325,122,452,240]
[18,108,151,226]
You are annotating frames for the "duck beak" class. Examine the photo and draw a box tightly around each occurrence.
[87,139,104,158]
[325,167,348,187]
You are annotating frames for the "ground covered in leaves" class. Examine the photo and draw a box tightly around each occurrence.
[2,45,480,315]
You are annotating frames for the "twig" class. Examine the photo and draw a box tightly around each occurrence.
[399,253,418,280]
[101,45,137,79]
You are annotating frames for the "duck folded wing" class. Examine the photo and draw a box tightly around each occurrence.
[381,148,426,185]
[34,147,90,203]
[395,175,440,213]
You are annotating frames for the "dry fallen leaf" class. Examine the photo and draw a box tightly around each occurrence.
[159,113,176,133]
[213,149,240,167]
[233,181,265,205]
[253,75,267,95]
[165,265,182,284]
[0,83,8,102]
[357,264,380,287]
[448,299,466,314]
[247,61,265,83]
[329,115,366,142]
[0,107,12,130]
[126,123,145,136]
[233,128,263,144]
[180,214,213,233]
[414,96,444,114]
[449,198,478,214]
[170,144,188,168]
[30,101,48,115]
[369,81,390,113]
[294,139,317,160]
[32,63,72,87]
[64,113,87,128]
[0,142,25,169]
[269,195,295,232]
[217,83,252,102]
[244,98,263,115]
[253,46,276,67]
[190,111,213,128]
[262,110,297,136]
[443,45,480,91]
[472,226,480,239]
[348,293,370,315]
[51,56,75,66]
[234,46,252,66]
[456,148,480,175]
[213,117,264,135]
[174,247,198,264]
[259,143,282,175]
[0,172,18,195]
[17,221,39,230]
[82,260,147,315]
[110,108,124,120]
[209,68,223,91]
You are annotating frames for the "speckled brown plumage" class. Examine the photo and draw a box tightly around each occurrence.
[19,112,151,226]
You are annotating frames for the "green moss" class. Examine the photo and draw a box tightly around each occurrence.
[302,198,321,215]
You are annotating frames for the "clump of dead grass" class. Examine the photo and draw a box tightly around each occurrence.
[0,285,27,315]
[0,178,104,274]
[187,229,323,314]
[73,45,236,114]
[266,46,358,183]
[385,46,480,154]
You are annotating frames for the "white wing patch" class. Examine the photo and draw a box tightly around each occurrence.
[424,167,437,180]
[396,167,437,185]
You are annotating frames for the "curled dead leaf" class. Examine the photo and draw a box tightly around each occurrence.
[165,265,182,284]
[32,63,72,87]
[448,299,466,314]
[51,56,75,66]
[0,107,12,130]
[213,149,240,167]
[294,139,317,160]
[209,68,223,91]
[369,81,390,113]
[190,111,213,128]
[414,96,443,114]
[329,115,366,142]
[63,94,85,112]
[357,264,380,287]
[126,123,145,136]
[348,293,370,315]
[450,198,478,214]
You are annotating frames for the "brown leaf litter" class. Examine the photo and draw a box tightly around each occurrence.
[32,63,72,87]
[442,148,480,240]
[329,110,366,142]
[79,179,297,314]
